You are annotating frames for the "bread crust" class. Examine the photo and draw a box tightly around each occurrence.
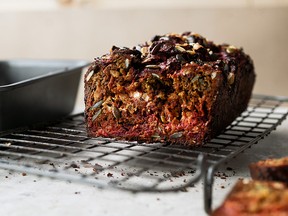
[250,157,288,184]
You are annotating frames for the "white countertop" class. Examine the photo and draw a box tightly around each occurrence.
[1,83,288,216]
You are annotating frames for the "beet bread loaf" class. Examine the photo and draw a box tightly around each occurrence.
[212,179,288,216]
[250,157,288,185]
[84,32,255,145]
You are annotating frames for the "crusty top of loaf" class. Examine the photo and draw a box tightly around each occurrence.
[90,32,252,78]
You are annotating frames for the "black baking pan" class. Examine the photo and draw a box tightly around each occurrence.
[0,59,90,131]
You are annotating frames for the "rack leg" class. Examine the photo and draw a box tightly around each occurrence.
[204,166,215,215]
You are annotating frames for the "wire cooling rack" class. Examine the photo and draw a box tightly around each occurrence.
[0,94,288,214]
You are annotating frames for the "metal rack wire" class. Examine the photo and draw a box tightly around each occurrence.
[0,94,288,214]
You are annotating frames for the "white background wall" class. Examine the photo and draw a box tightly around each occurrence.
[0,1,287,96]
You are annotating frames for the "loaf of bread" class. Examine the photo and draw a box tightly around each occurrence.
[250,157,288,185]
[212,179,288,216]
[84,32,255,145]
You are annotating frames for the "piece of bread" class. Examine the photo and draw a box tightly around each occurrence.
[84,32,255,145]
[212,179,288,216]
[250,157,288,184]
